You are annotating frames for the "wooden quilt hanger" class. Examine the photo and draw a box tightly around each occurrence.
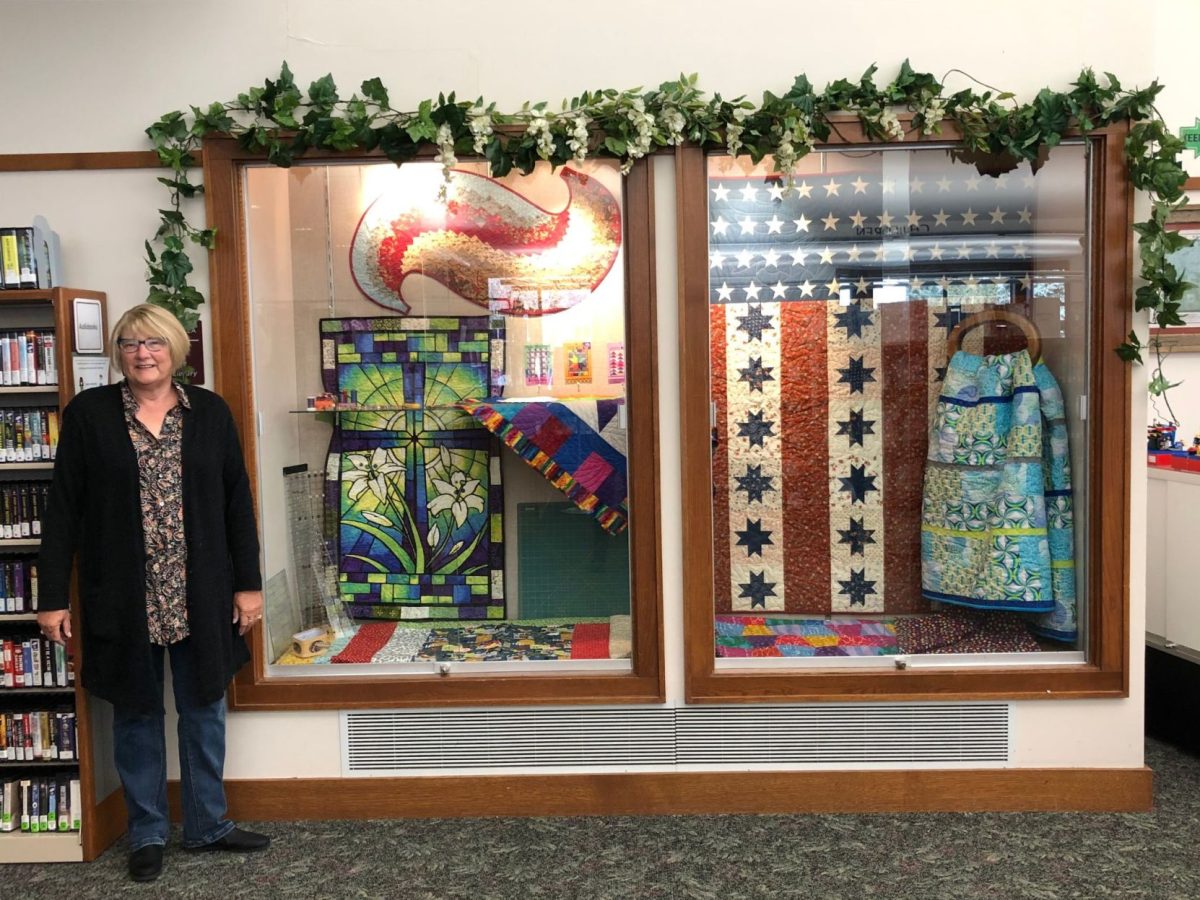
[946,307,1041,363]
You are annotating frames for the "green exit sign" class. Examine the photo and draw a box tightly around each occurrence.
[1182,118,1200,157]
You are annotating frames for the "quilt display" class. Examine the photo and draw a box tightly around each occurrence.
[322,619,620,663]
[350,167,622,315]
[708,162,1056,615]
[921,350,1077,640]
[715,615,899,658]
[458,397,628,534]
[321,317,504,620]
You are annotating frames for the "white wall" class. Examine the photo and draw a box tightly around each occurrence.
[0,0,1174,775]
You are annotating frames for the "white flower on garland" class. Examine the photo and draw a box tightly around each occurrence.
[920,96,947,135]
[726,107,749,159]
[661,106,687,146]
[620,97,656,174]
[527,115,556,160]
[567,113,591,164]
[878,108,905,141]
[469,105,494,155]
[433,122,458,195]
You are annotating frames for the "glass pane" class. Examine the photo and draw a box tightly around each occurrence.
[707,145,1089,664]
[243,159,632,673]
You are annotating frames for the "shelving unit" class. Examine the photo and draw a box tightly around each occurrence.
[0,287,107,863]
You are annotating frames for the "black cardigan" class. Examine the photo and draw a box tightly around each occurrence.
[38,383,262,713]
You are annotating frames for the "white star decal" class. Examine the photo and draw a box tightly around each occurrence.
[937,276,953,293]
[901,244,917,261]
[933,209,950,227]
[960,208,978,226]
[822,213,840,231]
[790,247,808,266]
[1019,276,1033,290]
[716,282,734,302]
[963,175,981,192]
[793,215,812,233]
[739,216,756,235]
[709,251,726,270]
[765,216,784,235]
[880,180,896,194]
[825,277,843,297]
[771,281,789,299]
[936,176,952,192]
[1017,206,1032,224]
[845,244,863,262]
[798,279,815,298]
[854,276,872,296]
[992,174,1010,191]
[984,242,1001,258]
[873,245,889,261]
[823,178,841,197]
[712,184,731,202]
[851,176,870,195]
[910,177,926,194]
[906,211,922,228]
[1012,242,1029,258]
[712,217,730,236]
[740,185,759,202]
[963,275,979,290]
[929,244,945,261]
[910,276,924,291]
[794,180,814,199]
[877,211,894,228]
[819,246,836,265]
[736,249,755,268]
[988,207,1006,224]
[762,248,780,268]
[766,182,785,202]
[956,243,973,259]
[849,210,867,229]
[744,281,762,300]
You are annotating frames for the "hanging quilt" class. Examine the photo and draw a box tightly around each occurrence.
[350,167,622,315]
[321,317,504,620]
[458,397,628,534]
[708,162,1055,615]
[921,350,1077,640]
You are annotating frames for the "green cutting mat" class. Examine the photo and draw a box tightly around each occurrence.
[517,502,630,618]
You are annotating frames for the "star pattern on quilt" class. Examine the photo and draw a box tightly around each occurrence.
[835,408,876,447]
[934,305,966,335]
[738,356,776,393]
[837,356,877,394]
[735,518,774,557]
[837,568,877,606]
[735,464,776,503]
[839,463,878,504]
[833,301,874,339]
[737,410,776,448]
[837,516,876,555]
[736,305,775,342]
[738,570,778,608]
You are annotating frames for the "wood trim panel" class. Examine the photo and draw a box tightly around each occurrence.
[0,151,187,172]
[84,788,127,862]
[680,126,1133,703]
[163,768,1153,819]
[201,137,664,709]
[1185,176,1200,191]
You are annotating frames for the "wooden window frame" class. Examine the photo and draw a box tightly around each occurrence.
[676,121,1132,703]
[202,137,664,709]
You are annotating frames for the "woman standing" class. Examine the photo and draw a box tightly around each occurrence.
[36,304,270,882]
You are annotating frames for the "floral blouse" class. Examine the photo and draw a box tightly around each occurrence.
[122,381,191,645]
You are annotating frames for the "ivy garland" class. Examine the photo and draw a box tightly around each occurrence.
[144,60,1191,398]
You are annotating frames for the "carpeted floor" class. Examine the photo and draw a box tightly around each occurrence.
[7,738,1200,899]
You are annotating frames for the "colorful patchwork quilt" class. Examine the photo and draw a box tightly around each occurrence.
[323,620,616,663]
[921,350,1077,640]
[715,615,899,657]
[458,397,628,534]
[321,317,505,621]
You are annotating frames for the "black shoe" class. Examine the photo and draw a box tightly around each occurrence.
[187,827,271,853]
[129,844,164,882]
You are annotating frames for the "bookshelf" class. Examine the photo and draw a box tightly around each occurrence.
[0,287,107,863]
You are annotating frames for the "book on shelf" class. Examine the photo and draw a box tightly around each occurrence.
[2,775,78,833]
[30,216,60,291]
[1,635,71,687]
[0,230,19,290]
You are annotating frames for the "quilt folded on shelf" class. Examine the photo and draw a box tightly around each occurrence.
[921,350,1076,641]
[458,397,628,534]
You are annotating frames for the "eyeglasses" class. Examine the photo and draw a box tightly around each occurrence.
[117,338,168,354]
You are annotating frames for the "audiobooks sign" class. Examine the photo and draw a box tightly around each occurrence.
[71,298,103,353]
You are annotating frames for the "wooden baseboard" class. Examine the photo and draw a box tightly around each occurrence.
[170,768,1151,819]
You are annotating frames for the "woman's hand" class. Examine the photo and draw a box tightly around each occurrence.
[37,609,72,645]
[233,590,265,636]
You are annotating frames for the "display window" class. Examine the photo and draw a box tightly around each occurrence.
[677,122,1132,702]
[203,142,662,708]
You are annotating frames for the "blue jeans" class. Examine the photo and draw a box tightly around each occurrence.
[111,638,235,850]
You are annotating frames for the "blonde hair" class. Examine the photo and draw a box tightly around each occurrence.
[109,304,190,372]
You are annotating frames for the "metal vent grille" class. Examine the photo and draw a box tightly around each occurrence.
[676,703,1009,764]
[343,703,1009,773]
[344,708,676,771]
